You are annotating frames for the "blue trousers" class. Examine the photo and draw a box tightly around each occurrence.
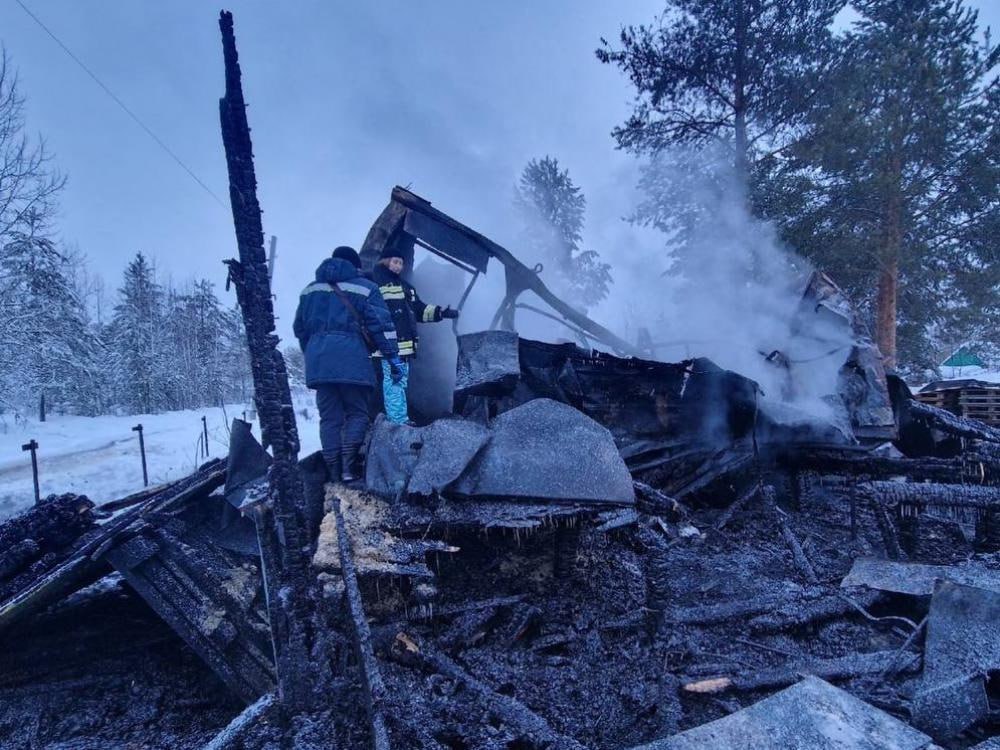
[381,359,410,424]
[316,383,371,469]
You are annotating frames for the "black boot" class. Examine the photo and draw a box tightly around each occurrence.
[341,444,361,484]
[322,452,342,484]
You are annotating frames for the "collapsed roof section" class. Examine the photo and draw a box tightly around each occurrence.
[359,186,641,356]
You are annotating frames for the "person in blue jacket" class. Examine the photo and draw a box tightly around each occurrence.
[293,246,404,482]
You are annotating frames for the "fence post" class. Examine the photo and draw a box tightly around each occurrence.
[202,415,210,458]
[21,439,40,504]
[132,424,148,487]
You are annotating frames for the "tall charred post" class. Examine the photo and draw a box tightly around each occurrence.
[217,10,327,711]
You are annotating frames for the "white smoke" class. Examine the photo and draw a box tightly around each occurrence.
[411,147,859,427]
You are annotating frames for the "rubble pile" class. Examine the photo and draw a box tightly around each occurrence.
[11,15,998,748]
[2,320,1000,748]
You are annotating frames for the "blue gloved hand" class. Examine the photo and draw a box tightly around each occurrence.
[389,358,405,384]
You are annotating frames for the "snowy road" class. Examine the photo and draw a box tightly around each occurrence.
[0,396,322,520]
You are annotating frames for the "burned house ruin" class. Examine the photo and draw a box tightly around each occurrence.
[3,12,1000,750]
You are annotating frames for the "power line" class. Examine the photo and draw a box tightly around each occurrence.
[13,0,228,209]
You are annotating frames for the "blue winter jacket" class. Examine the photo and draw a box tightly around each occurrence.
[293,258,399,388]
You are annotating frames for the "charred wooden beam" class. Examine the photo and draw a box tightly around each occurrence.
[858,480,1000,511]
[779,449,1000,485]
[202,693,277,750]
[682,649,921,694]
[102,522,275,704]
[908,399,1000,444]
[0,555,106,635]
[331,496,390,750]
[768,500,819,585]
[390,632,589,750]
[667,592,803,626]
[0,494,96,600]
[633,481,690,521]
[713,482,763,532]
[218,11,328,710]
[748,590,882,633]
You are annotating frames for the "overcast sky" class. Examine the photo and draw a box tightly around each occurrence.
[1,1,998,343]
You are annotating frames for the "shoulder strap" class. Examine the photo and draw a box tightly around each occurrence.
[329,282,377,352]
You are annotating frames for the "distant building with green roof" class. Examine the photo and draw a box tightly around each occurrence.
[941,345,986,369]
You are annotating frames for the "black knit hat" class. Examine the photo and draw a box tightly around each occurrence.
[331,245,361,268]
[379,245,405,261]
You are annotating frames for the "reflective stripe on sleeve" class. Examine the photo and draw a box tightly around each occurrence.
[301,282,332,295]
[422,305,439,322]
[338,281,371,296]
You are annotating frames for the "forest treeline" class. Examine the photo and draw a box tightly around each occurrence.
[2,0,999,419]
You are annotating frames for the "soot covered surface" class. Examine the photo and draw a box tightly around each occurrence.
[0,576,241,750]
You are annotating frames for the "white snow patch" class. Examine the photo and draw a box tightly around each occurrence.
[0,394,323,520]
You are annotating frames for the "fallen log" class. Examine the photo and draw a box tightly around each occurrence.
[682,649,922,694]
[390,632,589,750]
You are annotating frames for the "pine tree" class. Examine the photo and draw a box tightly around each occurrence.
[109,253,170,414]
[597,0,843,250]
[513,156,611,308]
[0,210,103,414]
[774,0,1000,370]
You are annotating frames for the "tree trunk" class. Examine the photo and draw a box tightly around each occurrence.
[875,256,898,369]
[875,155,903,370]
[733,0,749,191]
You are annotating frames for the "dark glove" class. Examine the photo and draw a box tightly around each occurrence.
[389,358,405,384]
[440,306,459,320]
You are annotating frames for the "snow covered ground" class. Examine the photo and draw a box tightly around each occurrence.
[0,393,322,520]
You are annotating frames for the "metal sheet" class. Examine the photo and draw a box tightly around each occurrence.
[403,209,491,274]
[841,557,1000,596]
[454,330,521,398]
[632,676,931,750]
[451,398,636,506]
[914,581,1000,738]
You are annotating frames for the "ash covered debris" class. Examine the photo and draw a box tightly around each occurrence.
[6,193,1000,748]
[5,325,1000,748]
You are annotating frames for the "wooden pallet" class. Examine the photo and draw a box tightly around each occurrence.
[918,386,1000,427]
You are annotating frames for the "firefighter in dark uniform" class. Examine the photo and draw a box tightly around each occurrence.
[372,249,458,423]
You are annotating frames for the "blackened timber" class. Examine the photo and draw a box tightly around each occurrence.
[332,497,390,750]
[779,449,1000,485]
[633,480,689,521]
[202,693,277,750]
[908,399,1000,444]
[0,494,96,600]
[749,590,882,633]
[682,649,921,694]
[390,632,590,750]
[102,523,275,703]
[859,480,1000,510]
[218,11,326,710]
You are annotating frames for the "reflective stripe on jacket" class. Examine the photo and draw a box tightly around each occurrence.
[293,257,399,387]
[371,265,442,358]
